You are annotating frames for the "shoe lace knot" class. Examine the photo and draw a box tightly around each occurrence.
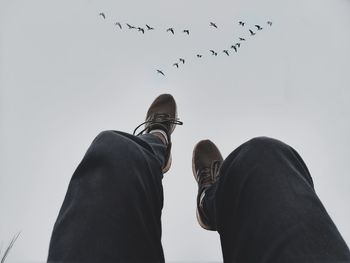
[133,113,183,136]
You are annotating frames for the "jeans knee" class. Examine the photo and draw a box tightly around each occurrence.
[93,130,130,147]
[220,137,293,187]
[93,130,119,144]
[243,136,289,153]
[87,130,143,166]
[80,130,152,186]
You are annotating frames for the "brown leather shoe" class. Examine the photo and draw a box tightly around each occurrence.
[192,139,223,230]
[133,94,183,173]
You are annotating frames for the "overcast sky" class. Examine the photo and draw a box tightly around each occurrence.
[1,0,350,262]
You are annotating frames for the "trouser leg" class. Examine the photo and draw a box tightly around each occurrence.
[47,130,166,263]
[203,137,350,263]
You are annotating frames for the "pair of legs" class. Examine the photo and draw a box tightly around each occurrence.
[47,95,350,262]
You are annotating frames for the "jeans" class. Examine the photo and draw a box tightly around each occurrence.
[47,131,350,263]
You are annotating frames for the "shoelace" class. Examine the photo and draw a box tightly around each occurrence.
[133,114,183,136]
[197,160,222,189]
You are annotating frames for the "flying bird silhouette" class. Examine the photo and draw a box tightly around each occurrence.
[239,37,246,41]
[239,21,245,26]
[137,27,145,34]
[115,22,122,29]
[196,54,202,58]
[179,58,185,64]
[166,28,175,34]
[210,50,218,56]
[173,63,179,68]
[210,22,217,28]
[183,29,190,35]
[255,25,263,30]
[223,50,229,56]
[157,70,165,76]
[99,13,106,19]
[126,23,136,29]
[146,24,154,30]
[267,21,273,26]
[230,45,237,52]
[249,29,256,36]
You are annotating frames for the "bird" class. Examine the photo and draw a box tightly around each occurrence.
[230,45,237,52]
[209,22,217,28]
[223,50,229,56]
[249,29,256,36]
[255,25,263,30]
[179,58,185,64]
[146,24,154,30]
[236,43,241,48]
[196,54,202,58]
[137,27,145,34]
[157,70,165,76]
[183,29,190,35]
[210,50,218,56]
[126,23,136,29]
[173,63,179,68]
[115,22,122,29]
[166,28,174,34]
[239,21,245,26]
[267,21,273,26]
[239,37,246,41]
[99,13,106,19]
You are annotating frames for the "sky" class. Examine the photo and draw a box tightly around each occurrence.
[0,0,350,262]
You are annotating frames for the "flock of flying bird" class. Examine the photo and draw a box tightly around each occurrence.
[98,12,273,76]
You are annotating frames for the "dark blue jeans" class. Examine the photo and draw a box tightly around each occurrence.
[47,131,350,263]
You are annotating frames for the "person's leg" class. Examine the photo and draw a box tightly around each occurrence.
[194,137,350,263]
[47,131,166,263]
[47,94,182,263]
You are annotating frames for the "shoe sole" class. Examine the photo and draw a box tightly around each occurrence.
[162,154,172,173]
